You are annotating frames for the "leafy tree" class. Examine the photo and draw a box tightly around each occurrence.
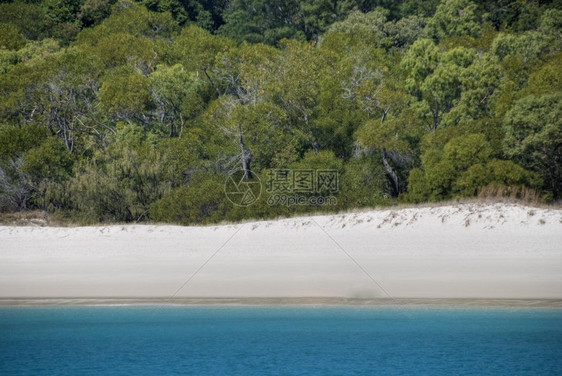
[0,1,48,40]
[478,0,545,32]
[521,54,562,97]
[170,24,234,74]
[79,0,113,27]
[76,1,179,42]
[427,0,480,40]
[1,0,560,220]
[149,172,227,224]
[455,159,541,196]
[443,52,502,125]
[338,153,390,208]
[44,0,83,26]
[0,158,30,211]
[218,0,304,44]
[22,137,74,183]
[402,38,440,101]
[491,30,552,65]
[43,0,84,42]
[404,133,493,201]
[312,53,367,159]
[99,66,152,123]
[503,93,562,197]
[219,0,385,44]
[403,40,469,130]
[0,47,103,153]
[156,129,209,186]
[398,0,439,19]
[0,124,49,211]
[327,8,427,50]
[539,8,562,35]
[149,64,204,137]
[300,0,348,41]
[144,0,189,25]
[144,0,224,30]
[0,23,27,50]
[20,137,74,209]
[326,8,388,46]
[0,124,48,161]
[66,123,171,222]
[0,38,60,74]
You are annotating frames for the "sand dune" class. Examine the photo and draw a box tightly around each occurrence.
[1,203,561,300]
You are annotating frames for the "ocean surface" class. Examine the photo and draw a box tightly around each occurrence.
[1,306,561,375]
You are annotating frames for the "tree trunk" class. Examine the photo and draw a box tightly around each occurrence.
[238,124,252,180]
[379,107,400,196]
[382,147,401,196]
[203,68,222,97]
[381,106,390,123]
[312,140,319,154]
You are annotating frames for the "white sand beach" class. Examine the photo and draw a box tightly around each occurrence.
[1,203,561,300]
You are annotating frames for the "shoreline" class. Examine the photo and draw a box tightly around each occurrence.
[2,298,562,308]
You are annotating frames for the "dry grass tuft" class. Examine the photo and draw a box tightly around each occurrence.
[476,185,543,206]
[0,210,69,227]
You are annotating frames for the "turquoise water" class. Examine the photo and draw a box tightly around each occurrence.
[1,306,561,375]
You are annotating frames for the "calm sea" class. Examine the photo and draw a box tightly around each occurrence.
[1,306,561,375]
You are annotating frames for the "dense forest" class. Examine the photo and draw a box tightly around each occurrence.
[0,0,560,224]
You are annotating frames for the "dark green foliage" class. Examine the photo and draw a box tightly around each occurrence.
[79,0,113,27]
[64,124,172,222]
[0,24,28,50]
[0,125,50,211]
[503,93,562,196]
[144,0,224,30]
[0,125,48,160]
[0,2,48,40]
[22,137,74,183]
[217,0,394,45]
[338,154,390,207]
[149,173,226,224]
[427,0,481,40]
[1,0,561,223]
[402,132,540,202]
[477,0,551,32]
[455,159,542,197]
[217,0,304,44]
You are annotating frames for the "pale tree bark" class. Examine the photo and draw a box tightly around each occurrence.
[381,147,401,196]
[379,105,401,196]
[238,124,253,180]
[205,66,255,179]
[312,140,319,154]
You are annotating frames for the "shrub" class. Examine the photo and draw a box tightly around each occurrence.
[22,137,73,183]
[150,174,227,225]
[455,159,542,197]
